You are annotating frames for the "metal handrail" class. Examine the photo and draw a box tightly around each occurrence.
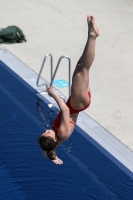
[36,53,53,87]
[36,54,71,97]
[50,55,71,96]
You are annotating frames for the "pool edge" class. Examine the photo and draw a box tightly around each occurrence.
[0,45,133,179]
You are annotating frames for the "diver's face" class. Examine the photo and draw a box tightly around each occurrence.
[41,129,57,142]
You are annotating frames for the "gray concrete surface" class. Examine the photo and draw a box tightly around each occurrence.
[1,0,133,150]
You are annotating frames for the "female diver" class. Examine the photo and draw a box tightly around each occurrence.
[38,15,99,164]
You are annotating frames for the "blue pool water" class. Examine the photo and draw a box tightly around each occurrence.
[0,60,133,200]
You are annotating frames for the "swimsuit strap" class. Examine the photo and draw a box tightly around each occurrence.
[69,121,75,126]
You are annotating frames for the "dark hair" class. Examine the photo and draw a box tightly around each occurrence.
[37,136,57,160]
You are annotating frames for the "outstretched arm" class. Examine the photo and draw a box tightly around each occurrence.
[47,87,70,140]
[47,87,68,111]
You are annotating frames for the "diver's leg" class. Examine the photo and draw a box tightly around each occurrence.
[76,16,93,66]
[71,15,99,109]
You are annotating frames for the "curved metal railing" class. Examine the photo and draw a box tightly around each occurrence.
[50,55,71,96]
[36,54,71,97]
[36,53,53,88]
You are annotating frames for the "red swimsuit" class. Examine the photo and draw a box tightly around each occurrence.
[52,92,91,133]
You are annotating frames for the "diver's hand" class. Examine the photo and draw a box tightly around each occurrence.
[52,156,63,165]
[42,151,63,165]
[46,87,56,97]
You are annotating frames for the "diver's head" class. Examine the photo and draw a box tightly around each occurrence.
[37,129,57,160]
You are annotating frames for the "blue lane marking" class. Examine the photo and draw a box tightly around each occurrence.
[53,79,69,88]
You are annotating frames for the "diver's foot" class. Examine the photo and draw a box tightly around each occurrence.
[87,15,99,39]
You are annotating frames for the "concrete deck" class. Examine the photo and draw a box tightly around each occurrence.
[1,0,133,150]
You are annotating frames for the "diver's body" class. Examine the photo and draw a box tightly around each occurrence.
[38,15,99,164]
